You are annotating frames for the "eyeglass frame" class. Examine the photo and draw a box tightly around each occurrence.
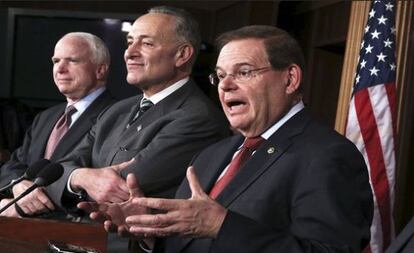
[208,66,273,86]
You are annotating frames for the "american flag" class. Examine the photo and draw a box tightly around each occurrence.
[345,0,397,252]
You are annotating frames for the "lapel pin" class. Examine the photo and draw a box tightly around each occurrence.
[137,125,142,132]
[267,147,275,154]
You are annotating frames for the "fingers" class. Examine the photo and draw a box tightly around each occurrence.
[77,201,100,213]
[90,211,111,224]
[16,189,54,214]
[36,188,55,210]
[111,158,135,173]
[104,220,120,234]
[126,173,144,198]
[186,166,206,198]
[128,224,175,238]
[132,197,181,211]
[126,213,173,228]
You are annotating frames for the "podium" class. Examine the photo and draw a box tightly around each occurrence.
[0,216,107,253]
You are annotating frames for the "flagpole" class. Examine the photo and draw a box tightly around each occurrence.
[334,1,371,134]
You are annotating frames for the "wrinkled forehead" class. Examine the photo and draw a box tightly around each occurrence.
[216,39,268,70]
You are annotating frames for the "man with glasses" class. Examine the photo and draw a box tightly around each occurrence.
[80,25,373,253]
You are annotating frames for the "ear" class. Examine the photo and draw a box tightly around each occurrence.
[175,44,194,68]
[96,64,108,80]
[285,64,302,94]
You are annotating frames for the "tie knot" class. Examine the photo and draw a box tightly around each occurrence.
[65,105,77,115]
[140,98,153,113]
[242,136,265,150]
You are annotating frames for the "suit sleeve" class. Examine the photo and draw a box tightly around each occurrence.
[211,142,373,253]
[45,121,97,207]
[0,116,40,188]
[119,110,228,197]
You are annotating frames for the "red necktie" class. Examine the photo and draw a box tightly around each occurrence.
[209,136,265,199]
[44,105,77,159]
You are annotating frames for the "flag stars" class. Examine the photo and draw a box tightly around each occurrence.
[365,44,374,54]
[391,26,396,34]
[385,2,394,11]
[377,15,388,25]
[360,59,367,69]
[390,63,396,71]
[369,9,376,18]
[384,38,393,48]
[356,74,361,84]
[376,52,387,62]
[365,25,370,33]
[369,66,380,76]
[361,41,365,49]
[371,29,381,39]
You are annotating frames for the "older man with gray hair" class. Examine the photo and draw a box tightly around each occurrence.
[0,32,115,217]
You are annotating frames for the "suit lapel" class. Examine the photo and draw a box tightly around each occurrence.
[172,136,242,252]
[216,109,311,207]
[109,80,196,163]
[197,135,243,194]
[51,91,114,160]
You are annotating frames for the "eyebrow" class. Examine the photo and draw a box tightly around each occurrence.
[126,34,152,41]
[215,62,255,71]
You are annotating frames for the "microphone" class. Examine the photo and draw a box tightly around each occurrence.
[0,163,64,215]
[0,159,51,193]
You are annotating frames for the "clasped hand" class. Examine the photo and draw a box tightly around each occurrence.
[70,159,135,203]
[78,166,227,240]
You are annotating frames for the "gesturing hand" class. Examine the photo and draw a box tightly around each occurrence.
[126,166,227,238]
[71,159,135,203]
[77,173,148,237]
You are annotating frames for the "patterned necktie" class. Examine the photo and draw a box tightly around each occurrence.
[209,136,265,199]
[44,105,77,159]
[127,98,154,128]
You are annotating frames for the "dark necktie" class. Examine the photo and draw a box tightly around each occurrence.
[127,98,154,128]
[44,105,77,159]
[209,136,265,199]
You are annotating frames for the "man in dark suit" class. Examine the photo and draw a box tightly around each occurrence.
[80,25,373,253]
[0,32,115,216]
[44,6,229,219]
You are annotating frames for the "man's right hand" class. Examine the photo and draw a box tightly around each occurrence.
[12,180,55,215]
[70,159,135,203]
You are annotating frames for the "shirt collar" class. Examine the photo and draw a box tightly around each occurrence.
[69,87,106,115]
[261,100,305,140]
[143,77,189,105]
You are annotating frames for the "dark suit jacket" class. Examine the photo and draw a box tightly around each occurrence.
[48,80,230,209]
[0,91,115,189]
[385,217,414,253]
[164,109,373,253]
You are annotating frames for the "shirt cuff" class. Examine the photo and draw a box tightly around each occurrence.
[138,240,153,253]
[66,171,83,197]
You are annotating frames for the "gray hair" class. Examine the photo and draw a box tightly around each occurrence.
[148,6,201,67]
[62,32,111,66]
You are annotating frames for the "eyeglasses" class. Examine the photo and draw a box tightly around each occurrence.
[208,66,272,86]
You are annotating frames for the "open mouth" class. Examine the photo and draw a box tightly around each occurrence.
[226,100,246,112]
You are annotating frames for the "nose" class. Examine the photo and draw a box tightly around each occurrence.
[218,74,238,91]
[125,41,141,60]
[55,60,67,73]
